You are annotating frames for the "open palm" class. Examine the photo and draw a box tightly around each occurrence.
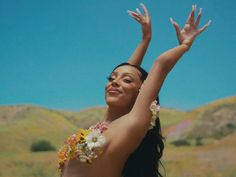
[170,5,211,47]
[127,3,151,39]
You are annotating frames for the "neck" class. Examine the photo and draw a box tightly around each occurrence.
[104,105,131,123]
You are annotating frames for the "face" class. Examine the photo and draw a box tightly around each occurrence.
[105,65,143,109]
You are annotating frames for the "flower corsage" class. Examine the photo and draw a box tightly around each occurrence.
[58,122,109,173]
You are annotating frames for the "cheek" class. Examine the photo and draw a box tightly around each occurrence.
[123,84,139,98]
[125,81,141,91]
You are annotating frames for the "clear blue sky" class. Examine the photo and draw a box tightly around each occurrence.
[0,0,235,111]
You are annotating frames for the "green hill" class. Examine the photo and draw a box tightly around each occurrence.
[0,105,78,153]
[187,95,236,139]
[165,96,236,142]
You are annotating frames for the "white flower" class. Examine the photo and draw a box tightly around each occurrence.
[85,130,106,150]
[150,100,160,113]
[149,100,161,129]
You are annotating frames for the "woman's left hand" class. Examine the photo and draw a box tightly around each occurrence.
[170,5,211,48]
[127,3,151,40]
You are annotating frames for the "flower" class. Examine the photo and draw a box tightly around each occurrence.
[58,122,109,176]
[149,100,160,129]
[76,129,90,143]
[150,100,160,113]
[85,130,106,150]
[90,121,109,133]
[58,145,68,170]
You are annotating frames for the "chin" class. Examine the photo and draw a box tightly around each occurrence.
[106,96,134,108]
[106,97,122,106]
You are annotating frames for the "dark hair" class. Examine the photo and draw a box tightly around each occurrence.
[112,63,165,177]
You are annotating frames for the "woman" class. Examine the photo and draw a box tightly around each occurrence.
[58,4,211,177]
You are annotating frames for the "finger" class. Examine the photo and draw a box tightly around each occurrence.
[136,8,142,16]
[170,18,181,38]
[195,8,202,27]
[127,10,135,14]
[130,14,142,23]
[190,5,197,24]
[127,11,142,23]
[127,10,139,18]
[186,5,196,25]
[197,20,211,35]
[140,3,149,17]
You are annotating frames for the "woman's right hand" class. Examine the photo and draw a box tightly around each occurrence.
[127,3,151,40]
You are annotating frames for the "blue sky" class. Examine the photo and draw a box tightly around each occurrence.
[0,0,235,111]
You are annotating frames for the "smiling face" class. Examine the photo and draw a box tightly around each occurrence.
[105,65,143,109]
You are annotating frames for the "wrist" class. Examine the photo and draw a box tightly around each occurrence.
[181,39,193,51]
[181,43,191,52]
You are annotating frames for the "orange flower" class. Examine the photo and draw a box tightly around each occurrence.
[58,145,68,164]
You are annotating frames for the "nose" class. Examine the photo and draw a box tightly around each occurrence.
[111,78,120,87]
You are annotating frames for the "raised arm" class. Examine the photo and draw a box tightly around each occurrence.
[127,3,151,66]
[104,5,211,160]
[131,5,211,127]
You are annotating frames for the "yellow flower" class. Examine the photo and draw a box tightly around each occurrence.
[76,129,90,143]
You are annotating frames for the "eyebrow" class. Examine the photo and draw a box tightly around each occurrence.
[111,71,137,78]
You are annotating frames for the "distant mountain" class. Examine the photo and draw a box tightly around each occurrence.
[166,95,236,141]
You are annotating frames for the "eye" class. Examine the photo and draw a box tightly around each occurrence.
[107,76,115,82]
[123,78,132,83]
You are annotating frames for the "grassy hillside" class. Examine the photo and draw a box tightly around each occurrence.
[57,106,106,128]
[0,95,236,177]
[165,96,236,142]
[164,132,236,177]
[183,96,236,140]
[0,105,78,153]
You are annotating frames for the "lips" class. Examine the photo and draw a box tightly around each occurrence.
[107,87,122,94]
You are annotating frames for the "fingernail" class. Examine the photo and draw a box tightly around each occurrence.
[140,2,144,6]
[136,8,141,14]
[207,20,212,26]
[170,17,174,24]
[199,8,202,14]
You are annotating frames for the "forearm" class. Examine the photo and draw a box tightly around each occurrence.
[157,44,189,75]
[130,43,190,120]
[128,36,151,66]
